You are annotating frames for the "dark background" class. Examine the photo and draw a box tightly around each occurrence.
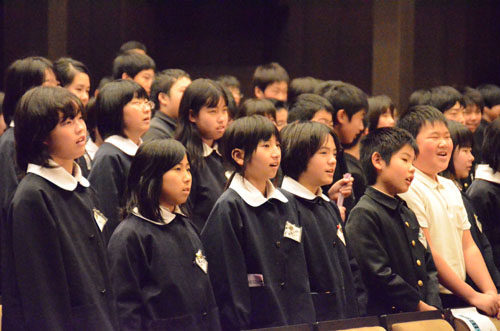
[2,0,500,111]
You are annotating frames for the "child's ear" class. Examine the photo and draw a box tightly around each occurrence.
[336,109,348,124]
[254,86,264,99]
[158,92,170,107]
[231,148,245,167]
[371,152,385,171]
[188,109,196,123]
[121,72,131,80]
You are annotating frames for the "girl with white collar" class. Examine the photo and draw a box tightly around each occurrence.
[108,139,220,330]
[201,115,315,330]
[3,86,118,330]
[88,79,152,242]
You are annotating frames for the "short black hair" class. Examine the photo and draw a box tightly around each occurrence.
[221,115,279,177]
[97,76,113,92]
[397,105,447,140]
[315,80,345,97]
[3,56,54,125]
[482,118,500,172]
[477,84,500,109]
[367,95,395,132]
[461,86,484,112]
[360,127,419,186]
[119,40,147,55]
[405,89,432,118]
[281,121,339,180]
[53,57,90,88]
[125,139,189,222]
[288,77,322,105]
[252,62,289,92]
[96,79,148,139]
[216,75,240,89]
[323,82,368,124]
[85,97,98,142]
[287,93,333,123]
[221,85,238,120]
[150,69,190,109]
[14,86,83,171]
[428,86,464,113]
[238,98,277,121]
[441,120,474,179]
[112,51,156,79]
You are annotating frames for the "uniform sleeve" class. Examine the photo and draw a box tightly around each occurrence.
[107,224,147,331]
[399,187,429,229]
[10,189,73,330]
[346,207,421,312]
[200,199,251,331]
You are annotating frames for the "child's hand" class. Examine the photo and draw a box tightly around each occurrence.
[338,206,346,222]
[417,301,438,312]
[470,292,500,317]
[328,176,354,201]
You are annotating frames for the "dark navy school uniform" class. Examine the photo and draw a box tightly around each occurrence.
[187,143,227,232]
[346,187,442,316]
[108,207,221,331]
[143,111,177,141]
[88,135,137,242]
[280,176,366,321]
[2,162,118,331]
[201,174,315,331]
[0,128,21,215]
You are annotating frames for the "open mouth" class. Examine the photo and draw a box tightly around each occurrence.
[270,162,279,168]
[76,136,86,145]
[406,176,414,185]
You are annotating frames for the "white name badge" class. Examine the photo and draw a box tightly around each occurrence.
[248,274,265,287]
[93,208,108,232]
[337,224,346,246]
[195,249,208,274]
[284,221,302,243]
[418,228,428,249]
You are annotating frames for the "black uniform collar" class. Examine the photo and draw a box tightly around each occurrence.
[365,186,405,211]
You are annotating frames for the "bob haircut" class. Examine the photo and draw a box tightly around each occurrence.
[14,86,83,171]
[428,86,464,113]
[288,77,322,104]
[53,57,90,88]
[238,98,277,121]
[288,93,333,123]
[175,78,227,174]
[360,127,419,186]
[150,69,190,108]
[252,62,289,92]
[441,120,474,179]
[367,95,395,132]
[221,115,280,179]
[112,51,156,80]
[482,118,500,172]
[477,84,500,109]
[96,79,148,140]
[280,121,339,181]
[3,56,54,125]
[323,82,368,124]
[124,139,189,222]
[397,105,448,140]
[119,40,147,55]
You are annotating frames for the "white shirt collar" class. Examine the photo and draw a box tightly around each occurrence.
[281,176,330,202]
[414,168,445,190]
[104,135,141,156]
[85,138,99,160]
[475,164,500,184]
[27,160,89,191]
[229,172,287,207]
[132,205,186,226]
[202,142,221,157]
[9,120,14,128]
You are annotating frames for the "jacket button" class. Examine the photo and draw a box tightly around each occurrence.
[101,288,106,294]
[332,241,337,247]
[405,222,410,228]
[418,280,423,287]
[280,282,285,287]
[203,311,208,317]
[411,240,416,247]
[89,233,95,240]
[391,306,396,310]
[275,241,281,248]
[416,259,422,266]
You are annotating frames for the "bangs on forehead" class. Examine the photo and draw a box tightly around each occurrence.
[58,97,83,121]
[204,91,223,108]
[133,85,149,100]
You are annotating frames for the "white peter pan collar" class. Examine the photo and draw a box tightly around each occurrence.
[132,205,186,226]
[27,160,89,191]
[281,176,330,202]
[475,164,500,185]
[104,135,141,156]
[202,142,221,157]
[229,172,287,207]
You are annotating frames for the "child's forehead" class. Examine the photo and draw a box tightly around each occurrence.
[417,120,448,136]
[394,144,415,156]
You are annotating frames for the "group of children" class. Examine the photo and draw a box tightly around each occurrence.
[1,40,500,330]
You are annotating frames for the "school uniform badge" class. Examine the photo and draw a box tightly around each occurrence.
[195,249,208,274]
[283,221,302,243]
[418,228,428,249]
[93,208,108,231]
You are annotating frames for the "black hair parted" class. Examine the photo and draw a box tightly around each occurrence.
[150,69,190,108]
[323,82,368,124]
[53,57,90,88]
[238,98,277,121]
[288,77,323,105]
[287,93,333,123]
[3,56,54,125]
[119,40,147,55]
[482,118,500,172]
[367,95,395,132]
[252,62,289,91]
[96,79,148,139]
[428,86,464,113]
[360,127,419,186]
[124,139,189,222]
[280,121,339,180]
[441,120,474,179]
[14,86,83,171]
[396,105,447,140]
[175,78,227,174]
[477,84,500,109]
[221,115,279,176]
[112,51,156,79]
